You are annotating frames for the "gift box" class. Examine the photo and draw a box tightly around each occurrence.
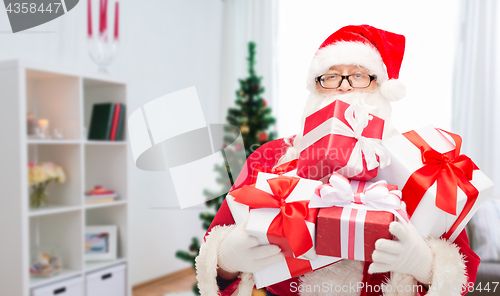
[226,161,299,226]
[297,99,390,181]
[316,207,393,262]
[226,171,337,287]
[311,173,408,262]
[373,125,494,242]
[252,255,341,289]
[227,171,322,259]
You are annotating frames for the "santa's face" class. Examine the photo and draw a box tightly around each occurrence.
[315,64,377,96]
[303,76,392,124]
[307,64,390,120]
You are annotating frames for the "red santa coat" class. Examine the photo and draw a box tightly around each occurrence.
[196,138,480,296]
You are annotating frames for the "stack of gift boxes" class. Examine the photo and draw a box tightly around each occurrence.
[226,99,494,288]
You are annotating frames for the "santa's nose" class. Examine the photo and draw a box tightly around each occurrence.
[338,78,353,92]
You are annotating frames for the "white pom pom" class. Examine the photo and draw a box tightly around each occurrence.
[380,79,406,102]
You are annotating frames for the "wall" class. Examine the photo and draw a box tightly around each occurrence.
[277,0,460,137]
[0,0,224,285]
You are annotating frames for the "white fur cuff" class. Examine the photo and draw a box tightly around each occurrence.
[382,237,467,296]
[195,225,255,296]
[424,237,467,296]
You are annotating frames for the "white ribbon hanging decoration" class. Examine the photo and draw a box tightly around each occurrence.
[300,104,391,178]
[309,173,409,225]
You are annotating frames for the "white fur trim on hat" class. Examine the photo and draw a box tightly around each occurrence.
[306,41,387,93]
[380,79,406,102]
[382,237,467,296]
[195,224,255,296]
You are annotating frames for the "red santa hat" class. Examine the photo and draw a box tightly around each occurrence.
[306,24,406,101]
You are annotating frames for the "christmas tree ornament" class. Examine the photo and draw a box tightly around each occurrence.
[240,124,250,135]
[259,132,268,142]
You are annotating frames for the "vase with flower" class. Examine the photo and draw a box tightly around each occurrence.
[28,162,66,208]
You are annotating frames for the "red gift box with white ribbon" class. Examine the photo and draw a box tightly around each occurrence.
[297,100,390,181]
[312,173,409,262]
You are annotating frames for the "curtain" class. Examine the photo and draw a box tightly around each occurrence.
[452,0,500,197]
[219,0,279,123]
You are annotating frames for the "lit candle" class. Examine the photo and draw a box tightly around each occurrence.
[87,0,92,36]
[114,2,119,39]
[38,119,49,138]
[38,119,49,129]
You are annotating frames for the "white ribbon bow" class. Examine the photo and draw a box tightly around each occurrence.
[309,173,409,224]
[300,104,390,178]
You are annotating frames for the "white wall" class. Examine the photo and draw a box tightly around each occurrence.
[0,0,224,285]
[277,0,459,137]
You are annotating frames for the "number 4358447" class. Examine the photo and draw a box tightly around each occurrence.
[6,2,62,14]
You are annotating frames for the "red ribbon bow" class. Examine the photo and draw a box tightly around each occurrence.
[401,129,479,239]
[231,175,316,258]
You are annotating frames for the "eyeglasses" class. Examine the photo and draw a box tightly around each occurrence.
[315,74,377,89]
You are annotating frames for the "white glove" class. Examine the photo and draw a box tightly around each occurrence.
[218,222,285,274]
[368,221,433,285]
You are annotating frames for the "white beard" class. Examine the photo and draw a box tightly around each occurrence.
[276,88,400,167]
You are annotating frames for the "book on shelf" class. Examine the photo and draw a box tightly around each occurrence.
[85,186,118,204]
[85,196,117,204]
[115,104,126,140]
[109,103,121,140]
[85,192,118,199]
[88,103,115,140]
[88,103,126,141]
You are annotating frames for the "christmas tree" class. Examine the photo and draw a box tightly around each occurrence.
[175,42,277,294]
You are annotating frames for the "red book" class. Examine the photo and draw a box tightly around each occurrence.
[109,103,121,140]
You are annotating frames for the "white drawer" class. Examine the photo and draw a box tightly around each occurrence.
[32,276,83,296]
[85,264,126,296]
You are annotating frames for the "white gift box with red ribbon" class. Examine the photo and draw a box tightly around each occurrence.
[372,125,494,242]
[226,170,341,288]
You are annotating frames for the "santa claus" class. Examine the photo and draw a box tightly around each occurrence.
[195,25,479,296]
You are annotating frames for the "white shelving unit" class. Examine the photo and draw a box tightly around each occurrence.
[0,59,130,296]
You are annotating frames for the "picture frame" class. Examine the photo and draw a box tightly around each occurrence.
[85,225,117,261]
